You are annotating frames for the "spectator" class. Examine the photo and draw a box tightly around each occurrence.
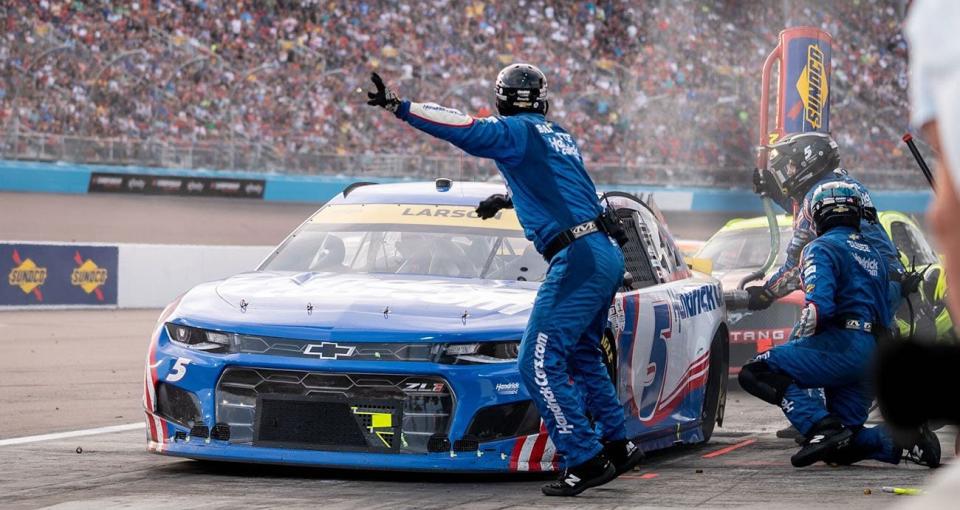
[0,0,923,188]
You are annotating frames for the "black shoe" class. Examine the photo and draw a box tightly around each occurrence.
[542,452,617,497]
[903,424,941,468]
[603,439,644,476]
[775,424,804,444]
[791,418,853,468]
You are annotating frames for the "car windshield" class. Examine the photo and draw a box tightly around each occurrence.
[260,203,548,281]
[697,226,793,272]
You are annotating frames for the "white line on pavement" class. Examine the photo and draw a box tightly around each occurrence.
[0,422,145,447]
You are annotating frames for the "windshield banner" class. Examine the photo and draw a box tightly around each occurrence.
[311,204,522,230]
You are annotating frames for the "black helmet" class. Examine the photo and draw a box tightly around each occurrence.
[766,132,840,200]
[810,181,863,236]
[495,63,548,116]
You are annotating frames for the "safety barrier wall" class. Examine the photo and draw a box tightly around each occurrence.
[0,159,934,213]
[1,241,273,309]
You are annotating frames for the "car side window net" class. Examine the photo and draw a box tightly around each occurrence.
[618,210,658,291]
[891,221,938,266]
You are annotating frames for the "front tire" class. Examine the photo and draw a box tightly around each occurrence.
[700,327,729,442]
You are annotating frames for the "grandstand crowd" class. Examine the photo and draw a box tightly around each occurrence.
[0,0,920,187]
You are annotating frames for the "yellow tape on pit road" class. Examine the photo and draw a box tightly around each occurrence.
[310,204,521,230]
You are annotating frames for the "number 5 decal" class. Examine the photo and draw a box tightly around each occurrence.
[638,302,671,421]
[166,357,191,382]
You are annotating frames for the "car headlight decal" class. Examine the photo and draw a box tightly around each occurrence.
[166,324,236,353]
[440,341,520,364]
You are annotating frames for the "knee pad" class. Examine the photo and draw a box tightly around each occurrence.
[738,361,794,406]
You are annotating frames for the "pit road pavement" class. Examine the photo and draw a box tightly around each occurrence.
[0,309,950,509]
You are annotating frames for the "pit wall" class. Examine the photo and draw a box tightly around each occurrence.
[1,241,272,309]
[0,160,934,213]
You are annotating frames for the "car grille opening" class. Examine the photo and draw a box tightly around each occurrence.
[216,368,454,453]
[156,383,203,428]
[465,400,541,442]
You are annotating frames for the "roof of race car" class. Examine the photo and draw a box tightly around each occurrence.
[333,181,509,207]
[721,214,793,231]
[720,210,912,233]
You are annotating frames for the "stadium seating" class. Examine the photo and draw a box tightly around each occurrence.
[0,0,922,187]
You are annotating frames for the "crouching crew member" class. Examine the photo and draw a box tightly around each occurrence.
[748,132,906,327]
[738,181,940,468]
[366,64,641,496]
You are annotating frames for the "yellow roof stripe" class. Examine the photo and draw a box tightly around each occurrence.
[310,204,522,230]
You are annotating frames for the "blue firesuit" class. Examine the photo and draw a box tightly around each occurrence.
[395,101,627,467]
[764,169,905,325]
[761,225,900,464]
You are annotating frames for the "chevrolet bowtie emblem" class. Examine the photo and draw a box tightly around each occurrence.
[303,342,356,359]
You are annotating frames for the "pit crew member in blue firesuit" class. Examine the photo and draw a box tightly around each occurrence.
[366,64,642,496]
[748,132,907,325]
[738,181,941,468]
[747,132,925,444]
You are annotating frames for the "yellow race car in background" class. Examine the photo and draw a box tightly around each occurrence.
[696,212,953,375]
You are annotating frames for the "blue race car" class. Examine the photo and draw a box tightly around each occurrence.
[143,181,729,472]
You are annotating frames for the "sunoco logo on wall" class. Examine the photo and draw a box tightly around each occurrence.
[8,250,46,301]
[70,250,108,301]
[1,244,118,307]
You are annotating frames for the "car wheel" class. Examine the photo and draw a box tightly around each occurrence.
[700,328,729,442]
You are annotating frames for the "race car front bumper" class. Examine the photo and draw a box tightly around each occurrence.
[144,330,558,472]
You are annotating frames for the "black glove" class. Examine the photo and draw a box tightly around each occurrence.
[746,285,775,311]
[752,168,764,195]
[475,193,513,220]
[366,72,401,113]
[753,168,792,212]
[752,168,779,197]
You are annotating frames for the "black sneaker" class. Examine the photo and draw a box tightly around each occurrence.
[791,418,853,468]
[603,439,644,476]
[542,452,617,497]
[775,424,804,444]
[903,424,941,468]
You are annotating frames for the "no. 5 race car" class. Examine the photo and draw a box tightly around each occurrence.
[143,181,729,472]
[697,211,953,375]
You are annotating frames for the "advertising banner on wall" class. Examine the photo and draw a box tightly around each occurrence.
[1,243,118,307]
[88,172,266,199]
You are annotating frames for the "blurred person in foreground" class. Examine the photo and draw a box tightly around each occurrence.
[740,181,940,468]
[878,0,960,434]
[878,3,960,507]
[366,64,639,497]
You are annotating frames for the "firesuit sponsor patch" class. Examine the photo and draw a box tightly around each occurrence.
[534,332,573,434]
[847,239,871,252]
[408,102,475,127]
[852,253,880,277]
[536,123,581,158]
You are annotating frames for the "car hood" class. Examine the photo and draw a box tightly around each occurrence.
[712,268,761,290]
[173,271,539,341]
